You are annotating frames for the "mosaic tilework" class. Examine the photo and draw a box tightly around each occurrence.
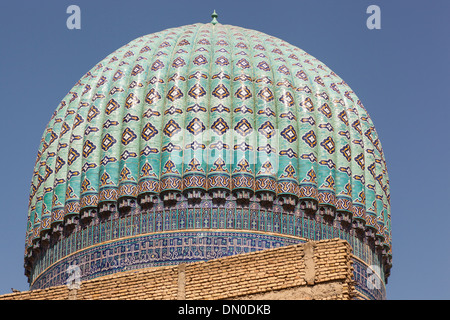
[30,231,303,290]
[29,228,385,300]
[27,198,385,300]
[28,200,383,280]
[24,21,392,296]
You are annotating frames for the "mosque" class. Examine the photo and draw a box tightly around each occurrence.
[15,12,392,300]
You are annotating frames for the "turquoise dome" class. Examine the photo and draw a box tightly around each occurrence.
[25,20,391,298]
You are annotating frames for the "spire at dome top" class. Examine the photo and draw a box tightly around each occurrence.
[211,10,218,25]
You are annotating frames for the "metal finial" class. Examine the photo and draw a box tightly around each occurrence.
[211,10,218,25]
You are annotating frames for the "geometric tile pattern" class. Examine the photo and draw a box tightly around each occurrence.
[25,21,391,295]
[27,203,385,300]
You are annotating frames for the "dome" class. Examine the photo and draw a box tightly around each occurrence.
[24,19,391,298]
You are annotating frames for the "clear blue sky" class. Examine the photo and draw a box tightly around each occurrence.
[0,0,448,299]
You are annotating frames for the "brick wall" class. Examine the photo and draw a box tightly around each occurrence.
[0,238,355,300]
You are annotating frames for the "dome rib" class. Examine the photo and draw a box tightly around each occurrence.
[242,26,277,204]
[206,23,234,201]
[180,23,211,200]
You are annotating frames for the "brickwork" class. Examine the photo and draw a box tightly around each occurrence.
[1,239,356,300]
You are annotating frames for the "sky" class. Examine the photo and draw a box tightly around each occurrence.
[0,0,448,299]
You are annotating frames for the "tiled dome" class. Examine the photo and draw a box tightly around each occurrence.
[25,20,391,298]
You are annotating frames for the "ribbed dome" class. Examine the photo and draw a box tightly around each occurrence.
[25,22,391,295]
